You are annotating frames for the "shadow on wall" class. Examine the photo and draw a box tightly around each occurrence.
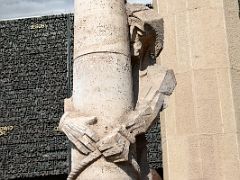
[238,0,240,18]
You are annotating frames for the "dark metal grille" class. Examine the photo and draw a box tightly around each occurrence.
[0,14,73,179]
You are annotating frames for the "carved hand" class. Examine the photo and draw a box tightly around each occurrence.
[95,96,163,163]
[97,130,130,163]
[59,112,99,155]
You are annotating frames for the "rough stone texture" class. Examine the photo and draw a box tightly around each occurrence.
[60,66,175,180]
[153,0,240,179]
[0,14,73,179]
[70,1,136,179]
[60,1,176,180]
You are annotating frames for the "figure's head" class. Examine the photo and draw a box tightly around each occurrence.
[127,5,163,70]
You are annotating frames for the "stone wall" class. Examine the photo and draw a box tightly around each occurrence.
[153,0,240,179]
[0,14,73,179]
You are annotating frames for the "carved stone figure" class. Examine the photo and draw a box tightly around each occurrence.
[59,1,176,180]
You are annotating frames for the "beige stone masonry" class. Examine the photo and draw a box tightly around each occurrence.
[153,0,240,179]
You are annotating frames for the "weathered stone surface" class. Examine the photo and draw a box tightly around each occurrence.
[69,1,136,179]
[153,0,240,179]
[60,1,176,180]
[60,65,176,180]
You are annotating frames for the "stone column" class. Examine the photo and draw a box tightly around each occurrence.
[60,1,176,180]
[72,0,136,179]
[153,0,240,179]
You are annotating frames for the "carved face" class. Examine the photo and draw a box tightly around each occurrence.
[127,4,164,70]
[130,20,158,70]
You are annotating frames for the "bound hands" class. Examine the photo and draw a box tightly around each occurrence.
[59,112,99,155]
[58,111,140,162]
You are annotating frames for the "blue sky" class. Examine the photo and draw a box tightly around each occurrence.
[0,0,152,20]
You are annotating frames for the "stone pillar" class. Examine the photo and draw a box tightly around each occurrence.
[153,0,240,179]
[74,0,133,133]
[60,1,176,180]
[72,0,136,179]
